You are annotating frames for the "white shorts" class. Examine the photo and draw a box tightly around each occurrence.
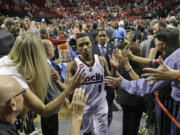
[81,99,108,135]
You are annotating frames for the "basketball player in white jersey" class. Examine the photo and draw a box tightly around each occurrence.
[66,33,117,135]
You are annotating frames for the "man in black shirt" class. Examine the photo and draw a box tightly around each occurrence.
[0,75,26,135]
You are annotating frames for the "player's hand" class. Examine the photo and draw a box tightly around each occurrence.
[65,88,88,119]
[65,69,86,94]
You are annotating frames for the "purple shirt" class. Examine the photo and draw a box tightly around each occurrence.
[120,48,180,101]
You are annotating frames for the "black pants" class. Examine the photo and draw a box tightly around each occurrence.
[105,86,115,127]
[41,113,59,135]
[84,133,92,135]
[121,105,144,135]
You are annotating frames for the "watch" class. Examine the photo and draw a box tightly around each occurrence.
[125,65,132,72]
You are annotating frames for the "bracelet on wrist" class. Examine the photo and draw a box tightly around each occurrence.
[149,59,159,67]
[125,65,132,72]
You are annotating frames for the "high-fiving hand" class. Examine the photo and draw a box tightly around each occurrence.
[65,88,88,119]
[104,71,123,88]
[122,49,133,60]
[142,56,178,86]
[109,48,120,69]
[64,69,86,95]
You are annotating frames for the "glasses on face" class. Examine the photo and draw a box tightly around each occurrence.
[7,89,26,103]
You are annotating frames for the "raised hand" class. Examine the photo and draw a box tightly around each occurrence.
[64,69,86,94]
[109,48,120,69]
[65,88,88,119]
[142,56,178,86]
[122,49,133,60]
[118,50,130,67]
[104,71,123,88]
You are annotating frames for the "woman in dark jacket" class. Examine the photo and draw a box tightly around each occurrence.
[117,44,146,135]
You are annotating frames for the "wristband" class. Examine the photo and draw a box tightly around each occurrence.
[176,70,180,81]
[149,59,159,67]
[154,59,159,64]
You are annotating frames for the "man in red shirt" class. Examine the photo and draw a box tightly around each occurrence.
[40,27,66,46]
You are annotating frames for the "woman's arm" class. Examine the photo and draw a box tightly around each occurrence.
[123,49,151,65]
[142,57,180,84]
[23,69,85,117]
[105,49,180,96]
[148,48,158,59]
[23,88,70,117]
[124,64,139,80]
[56,80,67,91]
[117,51,139,80]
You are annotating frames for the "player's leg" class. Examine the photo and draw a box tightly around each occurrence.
[82,109,94,135]
[93,99,108,135]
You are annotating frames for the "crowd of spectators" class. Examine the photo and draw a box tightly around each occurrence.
[0,0,180,135]
[0,0,179,21]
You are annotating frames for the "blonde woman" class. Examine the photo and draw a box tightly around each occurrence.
[0,32,85,117]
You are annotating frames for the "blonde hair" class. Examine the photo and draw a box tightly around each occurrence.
[9,32,51,101]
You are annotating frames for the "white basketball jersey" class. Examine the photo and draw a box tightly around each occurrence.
[74,55,106,108]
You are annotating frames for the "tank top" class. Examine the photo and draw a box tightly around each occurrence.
[74,55,106,109]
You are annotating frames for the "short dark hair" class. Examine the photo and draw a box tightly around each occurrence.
[76,33,94,45]
[97,29,107,36]
[93,23,98,29]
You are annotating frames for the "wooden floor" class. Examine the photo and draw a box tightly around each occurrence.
[33,110,147,135]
